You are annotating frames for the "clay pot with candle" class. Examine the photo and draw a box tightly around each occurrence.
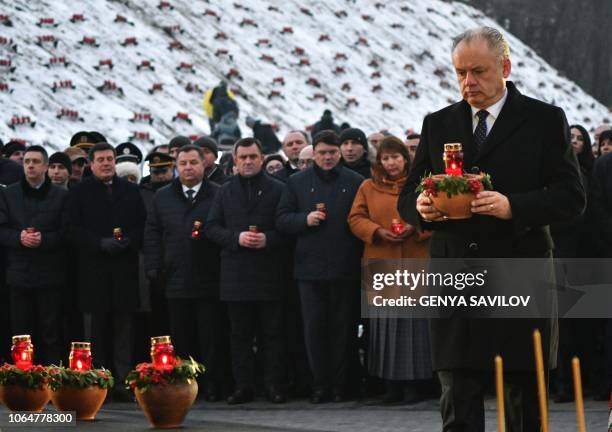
[126,357,204,429]
[0,362,50,412]
[48,343,113,420]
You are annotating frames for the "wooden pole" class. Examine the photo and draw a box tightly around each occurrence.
[572,357,586,432]
[495,355,505,432]
[533,329,549,432]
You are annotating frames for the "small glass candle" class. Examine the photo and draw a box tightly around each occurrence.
[11,335,33,370]
[191,221,202,239]
[150,336,175,370]
[69,342,92,371]
[443,143,463,176]
[391,218,404,235]
[113,227,123,241]
[249,225,258,233]
[316,203,327,217]
[26,227,37,234]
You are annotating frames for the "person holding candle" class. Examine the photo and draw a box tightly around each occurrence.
[206,137,288,404]
[348,136,432,403]
[65,141,146,402]
[399,27,585,431]
[276,130,364,403]
[144,145,227,402]
[0,145,68,366]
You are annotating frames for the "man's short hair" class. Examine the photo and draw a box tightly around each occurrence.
[88,142,116,161]
[176,144,204,160]
[406,133,421,140]
[452,26,510,63]
[24,145,48,163]
[233,137,263,154]
[312,130,340,148]
[284,130,310,145]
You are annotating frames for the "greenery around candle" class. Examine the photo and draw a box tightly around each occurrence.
[416,173,493,198]
[125,357,205,393]
[0,363,49,390]
[47,366,114,390]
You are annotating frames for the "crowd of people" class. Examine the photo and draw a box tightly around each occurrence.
[0,25,611,431]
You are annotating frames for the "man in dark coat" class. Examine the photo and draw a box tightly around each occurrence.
[145,145,228,401]
[398,27,585,431]
[274,131,309,182]
[0,146,67,365]
[65,142,146,400]
[339,128,371,179]
[0,155,22,187]
[276,130,364,402]
[246,116,282,154]
[310,109,341,141]
[206,138,288,404]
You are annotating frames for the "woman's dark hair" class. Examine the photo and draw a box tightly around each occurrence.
[598,130,612,157]
[264,154,284,169]
[372,136,411,182]
[569,124,594,175]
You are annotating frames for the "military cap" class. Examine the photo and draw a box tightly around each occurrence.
[116,141,143,164]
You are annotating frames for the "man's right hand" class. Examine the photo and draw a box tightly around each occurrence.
[416,192,446,222]
[306,211,326,227]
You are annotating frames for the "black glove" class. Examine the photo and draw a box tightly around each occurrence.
[146,269,159,281]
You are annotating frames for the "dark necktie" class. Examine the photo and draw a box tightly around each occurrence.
[474,109,489,152]
[186,189,195,203]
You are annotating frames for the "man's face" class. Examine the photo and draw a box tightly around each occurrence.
[177,150,204,186]
[10,151,24,164]
[90,149,116,182]
[71,159,87,181]
[405,137,420,163]
[235,144,263,177]
[23,151,48,184]
[340,140,365,164]
[313,143,341,171]
[48,163,69,185]
[150,166,174,183]
[600,139,612,156]
[201,147,216,170]
[298,146,314,171]
[265,159,284,175]
[368,133,384,151]
[282,132,308,163]
[452,38,511,109]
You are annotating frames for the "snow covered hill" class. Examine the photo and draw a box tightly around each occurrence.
[0,0,609,153]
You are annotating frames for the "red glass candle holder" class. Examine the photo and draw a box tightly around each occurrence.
[69,342,92,371]
[26,227,37,234]
[248,225,258,233]
[316,203,327,217]
[443,143,463,176]
[191,221,202,239]
[11,335,33,370]
[150,336,175,370]
[113,227,123,241]
[391,218,404,235]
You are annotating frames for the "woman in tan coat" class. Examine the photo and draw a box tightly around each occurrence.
[348,136,432,403]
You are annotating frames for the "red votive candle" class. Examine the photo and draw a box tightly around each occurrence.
[11,335,33,370]
[316,203,327,217]
[443,143,463,176]
[113,227,123,241]
[391,218,404,235]
[249,225,258,233]
[150,336,175,370]
[69,342,92,371]
[191,221,202,239]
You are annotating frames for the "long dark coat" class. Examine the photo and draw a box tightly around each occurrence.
[144,179,220,299]
[205,172,287,301]
[398,82,585,371]
[65,175,146,313]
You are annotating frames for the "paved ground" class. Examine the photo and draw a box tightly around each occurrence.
[0,397,608,431]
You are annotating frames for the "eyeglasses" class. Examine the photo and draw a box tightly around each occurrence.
[297,159,314,168]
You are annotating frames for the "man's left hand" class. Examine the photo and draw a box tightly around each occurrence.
[251,233,267,249]
[471,191,512,220]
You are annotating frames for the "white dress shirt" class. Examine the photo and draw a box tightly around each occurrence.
[471,87,508,136]
[182,182,202,199]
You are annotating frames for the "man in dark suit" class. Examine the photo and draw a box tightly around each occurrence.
[65,142,146,401]
[398,27,585,431]
[145,145,228,401]
[206,138,288,404]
